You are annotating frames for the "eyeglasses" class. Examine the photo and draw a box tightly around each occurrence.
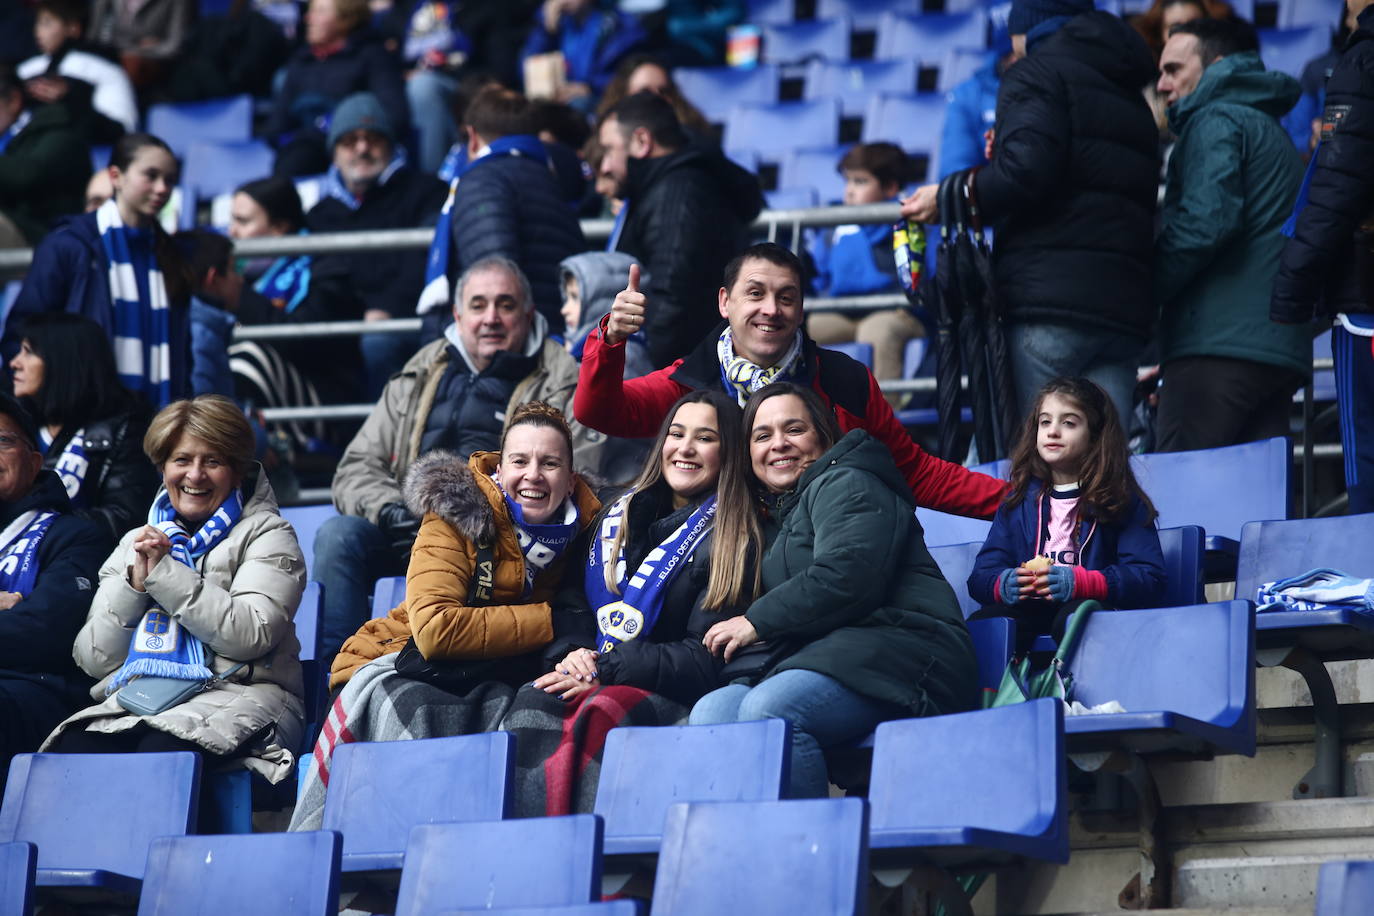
[0,433,30,452]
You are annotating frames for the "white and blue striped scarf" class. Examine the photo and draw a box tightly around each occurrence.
[41,428,91,509]
[96,199,172,408]
[1256,568,1374,614]
[0,509,57,597]
[106,487,245,693]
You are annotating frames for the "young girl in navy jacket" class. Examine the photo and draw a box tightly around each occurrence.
[968,377,1165,648]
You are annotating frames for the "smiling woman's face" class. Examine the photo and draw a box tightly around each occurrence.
[497,423,573,524]
[749,394,825,493]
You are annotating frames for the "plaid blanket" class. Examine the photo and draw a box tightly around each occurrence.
[500,683,689,818]
[288,654,517,831]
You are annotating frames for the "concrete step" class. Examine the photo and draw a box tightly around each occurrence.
[1175,854,1340,910]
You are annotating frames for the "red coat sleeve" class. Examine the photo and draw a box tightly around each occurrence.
[573,318,691,438]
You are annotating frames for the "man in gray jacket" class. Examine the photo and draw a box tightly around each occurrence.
[313,256,607,663]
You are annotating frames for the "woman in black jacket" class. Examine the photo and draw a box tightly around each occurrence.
[8,313,159,549]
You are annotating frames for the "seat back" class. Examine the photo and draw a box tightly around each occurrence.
[929,539,983,618]
[1258,25,1331,76]
[1159,525,1205,607]
[0,842,33,916]
[915,507,992,549]
[966,616,1015,693]
[746,0,796,25]
[1072,601,1255,754]
[868,698,1067,862]
[183,139,275,207]
[652,798,869,915]
[136,831,341,916]
[724,100,841,161]
[778,145,850,204]
[594,721,789,856]
[436,903,642,916]
[803,59,918,117]
[765,187,819,210]
[395,816,602,916]
[0,753,200,881]
[674,65,780,123]
[1234,513,1374,605]
[1278,0,1335,28]
[145,95,254,160]
[1131,437,1290,544]
[875,11,989,63]
[280,503,338,582]
[321,733,514,870]
[1316,859,1374,916]
[760,18,851,63]
[938,47,995,91]
[297,581,322,662]
[815,0,918,28]
[371,575,407,619]
[861,92,947,165]
[823,341,874,369]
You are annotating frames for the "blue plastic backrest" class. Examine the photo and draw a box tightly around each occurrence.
[1315,860,1374,916]
[760,18,851,64]
[868,699,1066,854]
[1071,602,1255,744]
[1312,330,1336,401]
[902,337,928,379]
[673,65,780,123]
[966,616,1015,693]
[803,59,918,117]
[437,903,642,916]
[875,11,989,63]
[1158,525,1205,607]
[0,842,33,916]
[280,503,338,582]
[321,733,513,866]
[145,95,254,160]
[183,139,275,203]
[1131,437,1289,543]
[723,99,841,160]
[395,816,602,916]
[823,341,874,369]
[297,581,322,662]
[594,721,789,854]
[766,187,819,210]
[861,92,947,157]
[0,753,200,880]
[745,0,796,25]
[915,508,992,549]
[652,798,869,915]
[137,831,341,916]
[938,47,994,91]
[1279,0,1333,28]
[1258,25,1331,77]
[778,145,851,205]
[816,0,919,28]
[1234,513,1374,606]
[371,575,407,619]
[928,539,983,618]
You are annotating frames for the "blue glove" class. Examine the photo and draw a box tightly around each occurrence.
[997,568,1021,605]
[1043,564,1074,602]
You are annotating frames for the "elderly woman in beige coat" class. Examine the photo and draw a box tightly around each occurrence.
[44,395,306,784]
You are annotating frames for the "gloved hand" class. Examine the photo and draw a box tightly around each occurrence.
[1041,564,1075,602]
[997,567,1023,605]
[377,502,420,554]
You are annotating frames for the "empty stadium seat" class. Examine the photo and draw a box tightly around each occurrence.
[930,539,984,618]
[137,831,341,916]
[875,11,989,65]
[651,799,869,915]
[765,187,819,210]
[724,147,761,174]
[803,59,918,117]
[966,616,1016,692]
[861,92,947,162]
[437,904,642,916]
[745,0,796,25]
[1316,859,1374,916]
[902,336,929,378]
[938,47,995,92]
[395,817,602,916]
[295,581,323,662]
[321,733,514,876]
[916,507,992,549]
[0,842,33,916]
[824,341,874,368]
[867,699,1068,875]
[777,145,850,205]
[1278,0,1334,27]
[280,503,338,582]
[0,752,201,901]
[816,0,919,29]
[1259,25,1332,78]
[673,65,780,124]
[723,99,841,162]
[182,139,275,214]
[761,18,851,64]
[594,721,790,857]
[371,575,407,619]
[146,95,254,161]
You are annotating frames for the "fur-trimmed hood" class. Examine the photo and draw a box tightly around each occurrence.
[403,449,600,543]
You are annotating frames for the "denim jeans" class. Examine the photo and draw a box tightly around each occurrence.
[406,70,460,176]
[1007,322,1144,429]
[689,669,899,798]
[313,514,407,664]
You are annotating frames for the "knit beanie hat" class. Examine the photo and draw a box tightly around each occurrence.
[327,92,394,149]
[1007,0,1094,35]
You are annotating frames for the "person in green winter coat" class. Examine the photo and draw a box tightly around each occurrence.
[0,63,89,247]
[1153,19,1311,451]
[689,382,979,798]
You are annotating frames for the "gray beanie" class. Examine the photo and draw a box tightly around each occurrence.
[326,93,394,149]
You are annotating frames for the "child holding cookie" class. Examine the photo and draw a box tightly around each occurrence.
[967,377,1166,650]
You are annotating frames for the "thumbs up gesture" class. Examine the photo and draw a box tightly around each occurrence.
[605,263,646,346]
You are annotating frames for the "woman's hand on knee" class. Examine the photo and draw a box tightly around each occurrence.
[703,617,759,661]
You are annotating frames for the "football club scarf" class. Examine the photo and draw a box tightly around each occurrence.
[585,491,716,653]
[42,428,91,508]
[97,198,172,407]
[494,473,580,597]
[717,326,805,406]
[0,509,57,597]
[106,487,244,692]
[253,231,313,314]
[1256,568,1374,613]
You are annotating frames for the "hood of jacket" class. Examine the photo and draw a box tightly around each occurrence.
[780,430,914,516]
[1169,51,1301,132]
[625,145,764,223]
[560,251,643,341]
[1035,10,1156,94]
[403,448,600,545]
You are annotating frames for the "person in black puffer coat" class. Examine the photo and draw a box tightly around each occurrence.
[903,0,1160,426]
[1271,0,1374,513]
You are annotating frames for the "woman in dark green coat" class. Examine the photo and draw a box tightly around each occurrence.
[689,382,979,798]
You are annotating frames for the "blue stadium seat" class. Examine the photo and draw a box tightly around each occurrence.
[371,575,407,619]
[761,18,851,64]
[902,337,928,379]
[137,831,341,916]
[673,65,780,124]
[438,904,642,916]
[777,145,850,205]
[1158,525,1205,607]
[183,139,275,211]
[297,580,322,662]
[0,842,33,916]
[146,95,254,161]
[915,507,992,549]
[928,539,983,618]
[1312,329,1336,402]
[1316,860,1374,916]
[803,59,918,117]
[280,503,338,582]
[1277,0,1329,28]
[861,92,947,160]
[816,0,919,29]
[966,616,1016,692]
[321,733,514,876]
[595,721,790,857]
[1066,601,1256,757]
[745,0,796,25]
[1259,26,1332,78]
[875,12,989,64]
[395,816,602,916]
[90,145,112,172]
[868,699,1068,872]
[824,341,874,368]
[651,799,869,915]
[723,100,841,162]
[0,752,200,901]
[765,187,819,210]
[938,47,995,92]
[724,147,761,174]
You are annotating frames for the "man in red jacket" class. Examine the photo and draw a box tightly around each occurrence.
[573,242,1007,517]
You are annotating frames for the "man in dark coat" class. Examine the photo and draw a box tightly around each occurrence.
[903,0,1159,425]
[597,90,764,368]
[1271,0,1374,513]
[0,62,88,247]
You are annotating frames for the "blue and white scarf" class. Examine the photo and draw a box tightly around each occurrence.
[0,110,32,155]
[416,134,552,316]
[585,491,716,654]
[495,473,581,597]
[97,199,172,408]
[253,248,313,315]
[321,148,408,212]
[717,326,805,406]
[0,509,57,597]
[106,487,245,693]
[1256,568,1374,614]
[41,428,91,509]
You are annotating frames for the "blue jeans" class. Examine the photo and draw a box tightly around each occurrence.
[313,514,407,664]
[406,69,460,176]
[1008,322,1144,430]
[689,669,899,798]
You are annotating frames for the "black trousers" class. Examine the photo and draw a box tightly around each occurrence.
[1156,356,1304,453]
